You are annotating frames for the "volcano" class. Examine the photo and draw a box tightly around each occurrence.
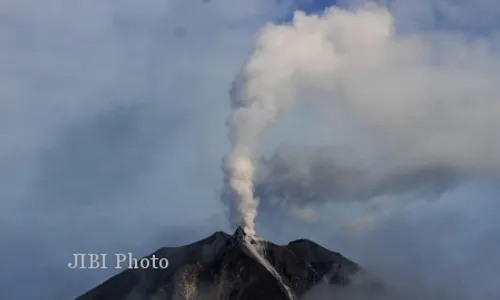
[76,227,385,300]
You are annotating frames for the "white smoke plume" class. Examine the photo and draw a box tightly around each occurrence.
[224,2,500,224]
[223,12,304,235]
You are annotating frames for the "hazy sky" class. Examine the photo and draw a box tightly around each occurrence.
[1,0,499,299]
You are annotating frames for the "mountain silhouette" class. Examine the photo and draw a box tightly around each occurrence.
[76,227,385,300]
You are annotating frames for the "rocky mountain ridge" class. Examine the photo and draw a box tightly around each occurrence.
[76,227,384,300]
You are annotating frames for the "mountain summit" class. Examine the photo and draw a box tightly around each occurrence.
[76,227,384,300]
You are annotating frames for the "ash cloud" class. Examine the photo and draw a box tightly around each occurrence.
[254,143,464,212]
[225,3,500,221]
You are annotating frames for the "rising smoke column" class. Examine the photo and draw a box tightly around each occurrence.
[223,24,296,236]
[222,4,386,234]
[223,7,342,234]
[224,3,500,224]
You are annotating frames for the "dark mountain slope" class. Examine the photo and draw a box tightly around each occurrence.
[76,227,384,300]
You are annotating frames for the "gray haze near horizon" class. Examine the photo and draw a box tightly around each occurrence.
[1,0,499,299]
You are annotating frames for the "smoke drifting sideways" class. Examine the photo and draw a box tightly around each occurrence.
[223,3,500,225]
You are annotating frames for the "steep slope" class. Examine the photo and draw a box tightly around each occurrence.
[76,227,383,300]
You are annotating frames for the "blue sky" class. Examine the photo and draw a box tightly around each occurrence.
[288,0,340,16]
[1,0,499,299]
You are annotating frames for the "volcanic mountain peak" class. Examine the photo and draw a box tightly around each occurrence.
[232,226,250,244]
[76,228,385,300]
